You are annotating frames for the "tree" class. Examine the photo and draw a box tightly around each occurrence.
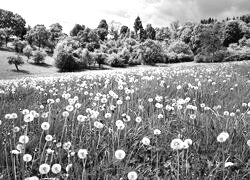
[133,16,143,35]
[23,45,33,61]
[145,24,156,40]
[222,20,243,47]
[155,27,171,41]
[120,25,129,35]
[170,20,180,40]
[70,24,85,36]
[25,25,50,48]
[0,9,26,39]
[0,28,13,47]
[7,55,24,71]
[97,19,108,41]
[48,23,63,52]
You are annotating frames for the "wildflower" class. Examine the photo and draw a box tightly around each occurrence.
[182,141,189,149]
[104,113,112,118]
[77,115,87,122]
[11,150,21,155]
[62,111,69,117]
[10,113,18,119]
[158,114,164,119]
[55,98,60,103]
[225,162,234,168]
[125,96,130,101]
[41,112,48,118]
[155,103,163,109]
[170,138,184,150]
[217,131,229,143]
[177,85,182,90]
[115,149,126,160]
[4,114,11,119]
[66,163,72,172]
[78,149,88,159]
[116,120,125,130]
[63,142,72,151]
[94,121,104,129]
[200,103,206,108]
[223,111,229,116]
[45,135,53,141]
[16,144,25,153]
[230,112,235,117]
[246,140,250,147]
[127,171,138,180]
[13,126,20,133]
[41,122,50,131]
[22,109,30,115]
[51,164,62,174]
[189,114,196,120]
[39,163,50,174]
[66,105,74,112]
[141,137,150,146]
[19,135,29,144]
[24,114,34,123]
[0,120,2,125]
[23,154,32,162]
[117,99,123,105]
[135,116,142,123]
[47,99,55,104]
[148,98,153,102]
[46,148,54,154]
[154,129,161,135]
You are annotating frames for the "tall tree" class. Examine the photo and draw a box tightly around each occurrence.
[145,24,156,40]
[48,23,63,52]
[133,16,143,35]
[70,24,85,36]
[222,20,243,47]
[97,19,108,41]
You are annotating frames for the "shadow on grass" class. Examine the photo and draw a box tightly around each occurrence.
[29,62,53,68]
[0,47,14,52]
[11,69,31,74]
[57,65,112,73]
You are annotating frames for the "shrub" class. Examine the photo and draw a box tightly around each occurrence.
[23,45,33,60]
[167,40,194,62]
[80,49,94,68]
[136,39,164,65]
[7,55,24,71]
[13,38,27,53]
[91,51,107,68]
[195,50,230,63]
[106,53,126,67]
[54,38,83,72]
[32,49,47,64]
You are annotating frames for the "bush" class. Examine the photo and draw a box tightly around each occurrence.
[13,38,27,53]
[23,45,33,60]
[54,38,83,72]
[195,50,230,63]
[106,53,126,67]
[91,51,107,68]
[167,40,194,63]
[32,49,47,64]
[7,55,24,71]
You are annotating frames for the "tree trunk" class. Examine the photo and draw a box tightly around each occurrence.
[15,64,19,71]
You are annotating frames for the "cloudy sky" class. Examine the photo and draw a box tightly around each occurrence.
[1,0,250,34]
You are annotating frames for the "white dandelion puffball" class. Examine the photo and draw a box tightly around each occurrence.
[39,163,50,174]
[170,138,184,150]
[62,111,69,117]
[23,154,32,162]
[94,121,104,129]
[135,116,142,123]
[127,171,138,180]
[45,134,53,141]
[66,163,73,172]
[41,122,50,131]
[51,163,62,174]
[19,135,29,144]
[154,129,161,135]
[78,149,88,159]
[116,120,125,130]
[217,131,229,143]
[141,137,150,146]
[77,115,87,122]
[115,149,126,160]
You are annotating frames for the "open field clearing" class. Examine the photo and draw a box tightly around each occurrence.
[0,61,250,179]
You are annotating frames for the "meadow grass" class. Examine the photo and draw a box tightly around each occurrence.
[0,61,250,179]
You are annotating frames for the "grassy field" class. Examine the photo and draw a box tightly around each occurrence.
[0,54,250,179]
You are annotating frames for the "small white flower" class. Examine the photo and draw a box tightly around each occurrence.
[39,163,50,174]
[51,163,62,174]
[24,114,34,123]
[170,138,184,150]
[225,162,234,168]
[45,135,53,141]
[135,116,142,123]
[154,129,161,135]
[184,139,192,145]
[66,163,72,172]
[141,137,150,146]
[41,122,50,131]
[247,139,250,147]
[78,149,88,159]
[62,111,69,117]
[115,149,126,160]
[77,115,87,122]
[19,135,29,144]
[94,121,104,129]
[127,171,138,180]
[66,105,74,112]
[23,154,32,162]
[217,131,229,143]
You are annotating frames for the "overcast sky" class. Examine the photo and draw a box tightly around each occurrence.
[1,0,250,34]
